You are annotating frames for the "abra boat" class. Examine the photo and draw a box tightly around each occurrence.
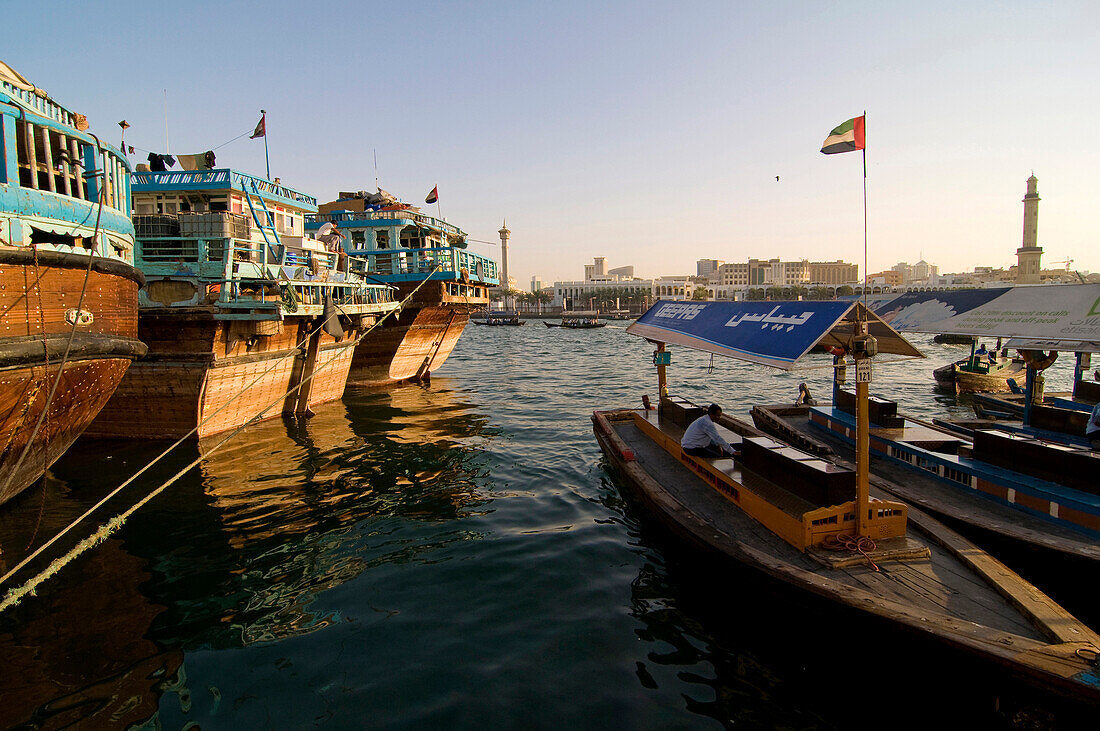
[306,191,497,386]
[932,350,1027,393]
[0,63,146,504]
[594,299,1100,699]
[751,400,1100,563]
[473,311,524,326]
[545,311,605,328]
[86,170,398,439]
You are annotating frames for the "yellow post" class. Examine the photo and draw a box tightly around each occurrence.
[855,356,870,536]
[656,341,669,403]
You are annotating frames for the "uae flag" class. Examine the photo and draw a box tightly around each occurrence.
[250,114,266,139]
[425,186,438,204]
[820,115,865,154]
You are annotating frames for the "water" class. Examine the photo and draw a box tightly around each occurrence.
[0,325,1091,729]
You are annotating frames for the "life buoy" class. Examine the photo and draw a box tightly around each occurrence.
[1019,349,1058,370]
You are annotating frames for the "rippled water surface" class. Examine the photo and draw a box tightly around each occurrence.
[0,323,1091,728]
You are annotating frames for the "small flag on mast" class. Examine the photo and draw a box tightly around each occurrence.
[820,116,865,154]
[250,113,266,139]
[425,186,438,204]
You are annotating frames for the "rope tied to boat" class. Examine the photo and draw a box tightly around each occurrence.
[0,266,442,613]
[822,534,880,572]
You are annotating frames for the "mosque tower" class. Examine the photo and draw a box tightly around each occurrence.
[498,220,511,309]
[1015,174,1043,284]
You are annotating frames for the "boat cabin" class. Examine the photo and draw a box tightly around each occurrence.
[306,190,497,304]
[1,69,134,261]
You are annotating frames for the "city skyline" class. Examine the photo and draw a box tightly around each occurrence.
[5,2,1098,285]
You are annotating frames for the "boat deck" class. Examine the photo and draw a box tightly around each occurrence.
[753,405,1100,562]
[611,413,1047,640]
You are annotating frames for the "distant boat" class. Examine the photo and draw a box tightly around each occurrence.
[473,311,524,326]
[932,342,1026,393]
[932,333,975,344]
[0,63,146,504]
[545,310,605,328]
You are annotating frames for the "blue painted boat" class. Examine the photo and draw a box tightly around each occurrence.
[306,192,499,385]
[0,62,146,504]
[85,169,400,439]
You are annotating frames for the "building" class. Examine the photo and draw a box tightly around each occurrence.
[608,265,634,279]
[530,275,544,293]
[583,256,607,281]
[809,260,859,285]
[1016,174,1043,284]
[869,270,903,287]
[697,259,724,278]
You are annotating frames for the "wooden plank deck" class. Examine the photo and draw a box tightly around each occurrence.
[612,418,1048,640]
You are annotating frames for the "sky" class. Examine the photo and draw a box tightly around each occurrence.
[7,1,1098,286]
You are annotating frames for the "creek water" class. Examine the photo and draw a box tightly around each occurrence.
[0,323,1091,728]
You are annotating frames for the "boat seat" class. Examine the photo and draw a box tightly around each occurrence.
[740,436,856,507]
[973,428,1100,497]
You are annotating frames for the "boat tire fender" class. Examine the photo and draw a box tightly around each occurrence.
[1019,349,1057,370]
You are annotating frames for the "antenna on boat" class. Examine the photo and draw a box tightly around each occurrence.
[374,148,379,189]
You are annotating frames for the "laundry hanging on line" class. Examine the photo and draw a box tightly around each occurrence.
[147,152,176,171]
[177,150,217,170]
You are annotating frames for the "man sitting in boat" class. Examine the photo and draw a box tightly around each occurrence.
[681,404,739,459]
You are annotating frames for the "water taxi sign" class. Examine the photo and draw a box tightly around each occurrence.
[627,300,921,370]
[856,359,872,383]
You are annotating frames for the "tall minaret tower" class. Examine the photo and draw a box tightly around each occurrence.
[498,220,511,310]
[1015,174,1043,284]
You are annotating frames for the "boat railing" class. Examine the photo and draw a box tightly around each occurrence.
[309,209,465,237]
[130,169,317,208]
[1,86,131,216]
[350,246,498,283]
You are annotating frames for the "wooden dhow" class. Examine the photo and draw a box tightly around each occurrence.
[307,191,498,386]
[545,310,605,328]
[595,299,1100,699]
[0,63,146,504]
[86,170,399,439]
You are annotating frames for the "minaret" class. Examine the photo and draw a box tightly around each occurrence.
[1016,174,1043,284]
[498,220,511,310]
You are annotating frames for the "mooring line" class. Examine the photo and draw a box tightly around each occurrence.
[0,267,440,609]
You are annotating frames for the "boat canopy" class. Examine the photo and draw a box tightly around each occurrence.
[627,300,922,370]
[563,310,599,317]
[880,283,1100,352]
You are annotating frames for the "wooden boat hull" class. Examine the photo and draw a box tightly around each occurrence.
[0,249,145,503]
[749,404,1100,563]
[86,311,366,439]
[346,280,470,387]
[594,408,1100,701]
[934,357,1027,393]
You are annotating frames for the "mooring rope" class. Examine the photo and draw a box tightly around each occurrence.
[0,266,440,611]
[822,533,880,572]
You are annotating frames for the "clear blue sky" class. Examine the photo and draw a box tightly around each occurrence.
[7,1,1098,284]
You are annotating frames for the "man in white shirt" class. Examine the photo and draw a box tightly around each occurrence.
[681,404,738,459]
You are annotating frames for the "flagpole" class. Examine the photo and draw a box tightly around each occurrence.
[862,111,867,308]
[261,110,270,181]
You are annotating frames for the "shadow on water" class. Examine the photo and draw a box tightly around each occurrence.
[0,383,498,728]
[595,460,1097,730]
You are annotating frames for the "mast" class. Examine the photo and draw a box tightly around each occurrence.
[852,314,877,537]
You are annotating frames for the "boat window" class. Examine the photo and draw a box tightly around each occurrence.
[209,195,228,212]
[376,230,389,249]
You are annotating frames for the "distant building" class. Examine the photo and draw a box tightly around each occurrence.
[530,275,544,293]
[608,265,634,279]
[869,270,903,287]
[697,259,724,278]
[583,256,608,281]
[809,260,859,285]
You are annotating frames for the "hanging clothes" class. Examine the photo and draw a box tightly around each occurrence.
[146,153,176,171]
[177,150,216,171]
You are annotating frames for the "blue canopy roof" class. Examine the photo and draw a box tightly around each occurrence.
[626,300,922,370]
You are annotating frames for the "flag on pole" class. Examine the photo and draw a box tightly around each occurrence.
[425,186,438,204]
[250,114,266,139]
[820,116,865,154]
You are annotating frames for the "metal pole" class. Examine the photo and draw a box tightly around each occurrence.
[656,342,668,403]
[262,110,270,181]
